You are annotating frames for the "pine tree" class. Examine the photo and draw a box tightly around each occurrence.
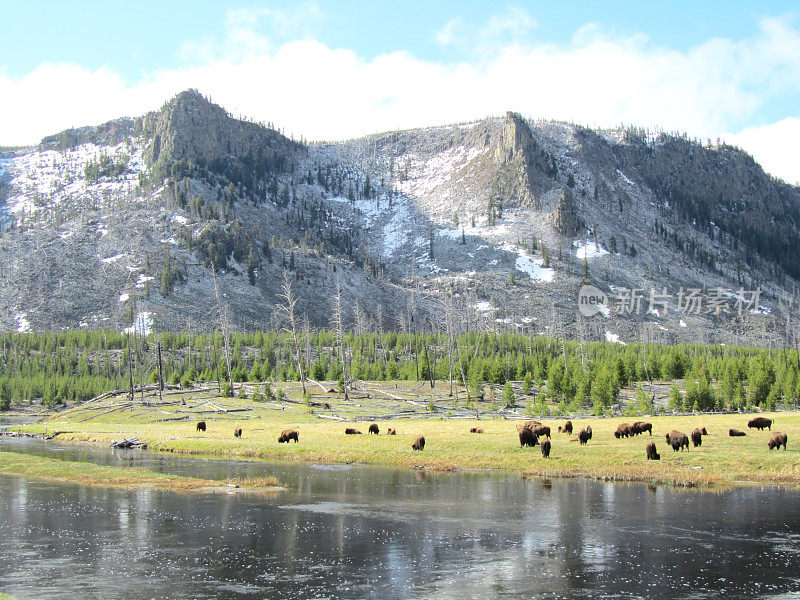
[161,249,174,296]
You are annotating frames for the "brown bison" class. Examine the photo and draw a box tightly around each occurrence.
[196,421,206,432]
[530,425,551,439]
[412,435,425,451]
[614,423,632,439]
[729,428,746,437]
[665,430,689,451]
[368,423,380,435]
[631,421,652,436]
[278,429,299,443]
[344,428,362,435]
[540,439,551,458]
[690,428,703,448]
[768,432,788,451]
[387,428,396,435]
[701,427,708,435]
[518,426,539,447]
[470,427,484,433]
[578,426,592,445]
[645,441,660,460]
[234,427,242,438]
[524,420,542,429]
[748,417,773,431]
[558,420,573,434]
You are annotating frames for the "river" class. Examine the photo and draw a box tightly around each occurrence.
[1,437,799,599]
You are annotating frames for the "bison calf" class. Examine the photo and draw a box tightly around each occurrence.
[412,435,425,451]
[234,427,242,438]
[558,420,573,435]
[748,417,773,431]
[344,428,362,435]
[690,428,702,448]
[387,428,396,435]
[196,421,206,432]
[540,439,551,458]
[768,432,788,451]
[368,423,380,435]
[470,427,484,433]
[278,429,299,443]
[645,441,660,460]
[729,428,746,437]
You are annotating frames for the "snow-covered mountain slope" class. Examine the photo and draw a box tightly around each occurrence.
[0,90,797,347]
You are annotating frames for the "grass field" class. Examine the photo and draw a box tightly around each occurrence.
[17,380,800,488]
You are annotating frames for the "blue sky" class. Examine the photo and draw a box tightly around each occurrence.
[1,1,799,182]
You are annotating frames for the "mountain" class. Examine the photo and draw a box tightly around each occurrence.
[0,89,797,347]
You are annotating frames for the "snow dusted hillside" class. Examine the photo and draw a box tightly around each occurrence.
[0,90,796,348]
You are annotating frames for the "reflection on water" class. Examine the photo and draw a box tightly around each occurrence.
[1,438,800,599]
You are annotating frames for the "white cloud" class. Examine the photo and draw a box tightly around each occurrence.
[435,17,462,46]
[0,11,798,182]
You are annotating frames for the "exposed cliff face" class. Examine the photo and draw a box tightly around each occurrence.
[0,90,797,347]
[141,89,302,179]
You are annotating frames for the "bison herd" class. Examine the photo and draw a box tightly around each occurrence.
[188,415,788,460]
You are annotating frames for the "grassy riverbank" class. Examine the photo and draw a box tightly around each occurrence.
[0,450,280,493]
[22,384,800,487]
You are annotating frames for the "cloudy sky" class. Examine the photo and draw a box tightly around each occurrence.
[1,1,799,183]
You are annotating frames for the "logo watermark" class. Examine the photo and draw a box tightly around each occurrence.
[577,286,765,318]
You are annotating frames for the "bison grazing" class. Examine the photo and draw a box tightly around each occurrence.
[368,423,380,435]
[531,425,551,439]
[344,428,362,435]
[701,427,708,435]
[519,426,539,447]
[470,427,484,433]
[614,423,632,439]
[278,429,299,443]
[558,420,573,435]
[768,432,788,451]
[234,427,242,438]
[412,435,425,451]
[631,422,652,436]
[645,441,660,460]
[729,428,746,437]
[387,428,396,435]
[578,426,592,445]
[748,417,773,431]
[665,430,689,451]
[690,428,703,448]
[541,439,551,458]
[196,421,206,432]
[524,420,542,429]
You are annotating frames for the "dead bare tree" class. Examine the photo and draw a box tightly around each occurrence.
[211,265,234,395]
[332,282,349,401]
[278,270,307,395]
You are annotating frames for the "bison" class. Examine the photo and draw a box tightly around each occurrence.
[412,435,425,451]
[748,417,773,431]
[234,427,242,438]
[278,429,299,443]
[540,439,551,458]
[387,428,396,435]
[645,441,660,460]
[768,432,788,451]
[524,420,542,429]
[614,423,632,439]
[558,420,573,435]
[530,425,551,439]
[470,427,484,433]
[665,430,689,451]
[729,428,746,437]
[631,421,652,436]
[344,428,362,435]
[196,421,206,432]
[578,426,592,445]
[518,426,539,447]
[690,428,703,448]
[701,427,708,435]
[368,423,380,435]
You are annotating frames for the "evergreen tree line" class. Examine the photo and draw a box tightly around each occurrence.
[1,330,798,414]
